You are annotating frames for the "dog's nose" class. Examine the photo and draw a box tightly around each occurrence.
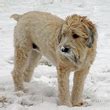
[61,46,70,53]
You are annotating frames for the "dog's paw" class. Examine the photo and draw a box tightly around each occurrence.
[0,96,7,102]
[0,96,7,107]
[58,100,72,107]
[72,100,90,107]
[15,90,25,97]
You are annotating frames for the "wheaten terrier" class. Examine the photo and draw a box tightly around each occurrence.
[11,11,97,106]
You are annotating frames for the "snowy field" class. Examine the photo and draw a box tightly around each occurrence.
[0,0,110,109]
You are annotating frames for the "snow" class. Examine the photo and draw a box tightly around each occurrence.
[0,0,110,109]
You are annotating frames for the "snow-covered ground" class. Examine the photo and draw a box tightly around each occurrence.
[0,0,110,109]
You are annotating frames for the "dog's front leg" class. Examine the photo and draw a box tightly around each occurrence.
[57,66,72,107]
[71,67,90,106]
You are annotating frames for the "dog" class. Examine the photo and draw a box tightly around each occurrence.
[11,11,97,106]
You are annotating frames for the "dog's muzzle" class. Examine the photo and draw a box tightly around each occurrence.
[60,46,80,64]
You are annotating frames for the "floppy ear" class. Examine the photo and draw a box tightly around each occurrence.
[85,22,96,48]
[58,32,62,43]
[86,28,94,48]
[57,24,68,43]
[61,24,68,35]
[57,26,63,44]
[82,17,96,48]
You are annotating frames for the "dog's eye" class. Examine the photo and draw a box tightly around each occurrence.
[72,34,79,39]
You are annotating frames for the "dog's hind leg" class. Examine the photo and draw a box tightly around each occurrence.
[23,49,42,82]
[12,33,32,91]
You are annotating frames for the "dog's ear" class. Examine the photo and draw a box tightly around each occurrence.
[86,28,94,48]
[58,32,62,43]
[57,24,68,43]
[61,24,68,35]
[86,22,96,48]
[57,25,63,44]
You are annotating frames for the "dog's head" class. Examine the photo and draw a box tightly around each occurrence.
[57,14,97,65]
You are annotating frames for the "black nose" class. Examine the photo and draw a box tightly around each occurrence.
[61,46,70,53]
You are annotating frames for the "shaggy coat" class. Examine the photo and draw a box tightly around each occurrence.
[11,11,97,107]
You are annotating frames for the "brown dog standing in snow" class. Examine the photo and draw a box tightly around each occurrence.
[11,11,97,106]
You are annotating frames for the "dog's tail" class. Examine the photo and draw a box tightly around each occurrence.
[10,14,21,21]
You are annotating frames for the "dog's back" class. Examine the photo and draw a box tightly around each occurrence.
[11,11,64,65]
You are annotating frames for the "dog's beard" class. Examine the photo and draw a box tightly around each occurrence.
[59,49,80,65]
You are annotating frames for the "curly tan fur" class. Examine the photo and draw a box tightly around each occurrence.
[11,11,97,107]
